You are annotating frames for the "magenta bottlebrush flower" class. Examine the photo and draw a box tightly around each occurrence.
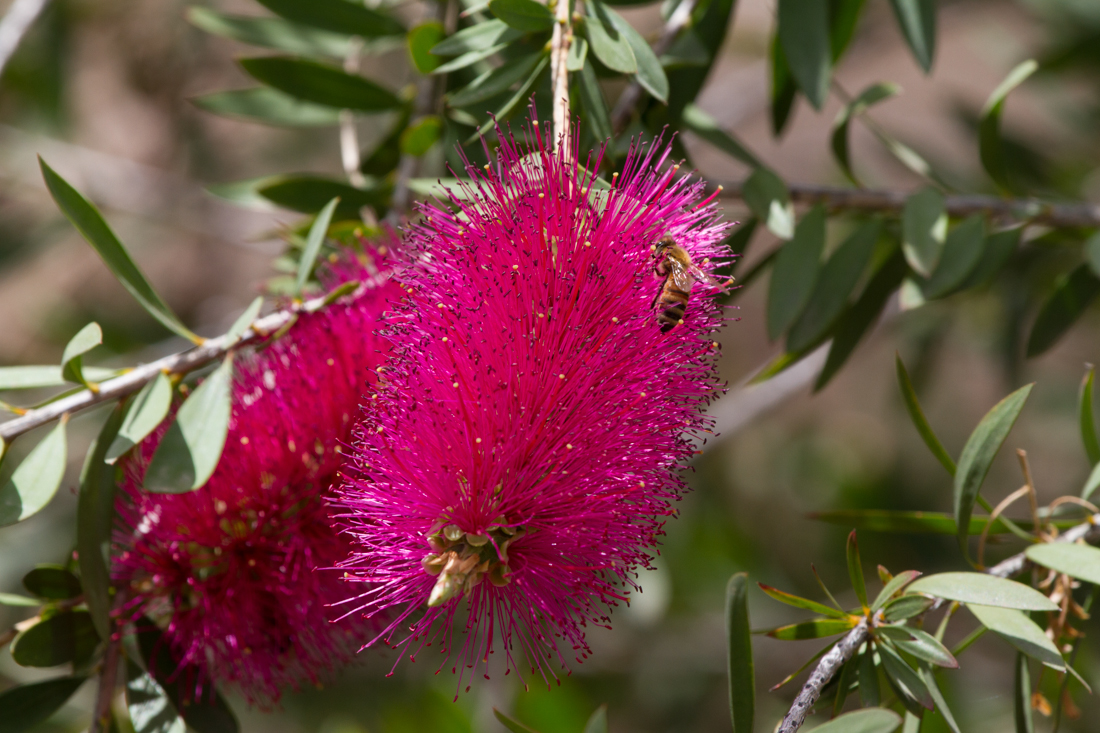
[335,117,731,691]
[114,243,402,706]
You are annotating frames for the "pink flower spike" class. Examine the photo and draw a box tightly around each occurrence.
[113,241,403,707]
[335,112,734,692]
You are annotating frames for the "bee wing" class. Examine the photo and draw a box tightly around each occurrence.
[669,265,698,294]
[688,264,733,294]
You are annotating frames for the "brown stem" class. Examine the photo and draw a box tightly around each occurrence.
[89,632,121,733]
[549,0,572,148]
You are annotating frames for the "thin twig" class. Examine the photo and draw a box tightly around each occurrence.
[89,631,121,733]
[609,0,698,134]
[776,513,1100,731]
[0,0,49,78]
[713,180,1100,229]
[340,38,367,188]
[0,282,376,443]
[549,0,572,148]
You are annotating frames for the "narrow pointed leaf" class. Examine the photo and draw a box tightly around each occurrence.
[1083,461,1100,500]
[0,676,86,732]
[832,654,859,717]
[901,186,946,277]
[448,51,545,107]
[919,664,961,733]
[493,709,542,733]
[1014,653,1034,733]
[240,57,401,112]
[226,297,263,347]
[954,383,1033,555]
[788,219,880,352]
[585,0,637,74]
[61,322,102,387]
[258,176,388,218]
[909,573,1058,611]
[0,365,114,391]
[682,104,762,169]
[765,617,857,640]
[255,0,403,37]
[878,643,933,709]
[829,0,868,61]
[847,529,869,610]
[872,569,921,610]
[962,225,1020,289]
[726,573,754,733]
[896,354,956,476]
[777,0,831,108]
[742,167,794,239]
[888,0,935,72]
[605,5,668,102]
[807,707,902,733]
[296,197,340,294]
[78,403,124,639]
[127,660,186,733]
[1025,543,1100,585]
[145,357,234,493]
[882,594,934,622]
[11,611,99,667]
[192,88,342,127]
[0,419,68,527]
[489,0,553,31]
[106,373,172,463]
[923,214,985,299]
[186,7,356,58]
[967,604,1064,669]
[431,19,521,56]
[831,82,899,185]
[979,60,1038,193]
[771,38,798,135]
[582,705,607,733]
[39,159,198,343]
[0,593,39,606]
[767,205,826,339]
[23,566,81,599]
[759,583,848,619]
[469,55,549,141]
[858,644,880,707]
[577,59,612,142]
[1026,264,1100,357]
[1080,368,1100,465]
[889,628,958,668]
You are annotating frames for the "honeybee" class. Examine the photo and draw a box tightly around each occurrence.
[652,235,730,332]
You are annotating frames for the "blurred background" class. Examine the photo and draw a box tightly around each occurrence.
[2,0,1100,730]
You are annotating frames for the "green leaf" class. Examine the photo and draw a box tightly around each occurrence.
[39,159,199,343]
[919,664,961,733]
[0,592,39,606]
[493,708,542,733]
[468,55,549,141]
[0,366,117,391]
[185,7,356,58]
[660,30,708,68]
[431,19,521,56]
[954,383,1033,556]
[585,0,637,74]
[726,573,754,733]
[296,197,340,295]
[967,604,1064,669]
[1025,542,1100,585]
[816,248,908,391]
[448,51,545,107]
[788,219,880,352]
[78,403,124,640]
[603,5,669,102]
[872,569,921,610]
[0,419,68,527]
[258,175,388,218]
[1014,653,1034,733]
[489,0,553,31]
[882,594,935,622]
[409,23,445,74]
[681,104,762,169]
[767,204,825,338]
[858,645,880,707]
[138,622,239,733]
[60,322,102,388]
[846,529,869,610]
[805,708,902,733]
[979,60,1038,193]
[577,59,612,142]
[255,0,403,38]
[771,38,798,136]
[759,583,849,619]
[777,0,831,108]
[1080,367,1100,466]
[239,57,401,112]
[896,354,956,476]
[127,660,186,733]
[901,186,946,277]
[878,642,933,710]
[582,705,607,733]
[908,573,1058,611]
[962,225,1020,289]
[401,116,443,156]
[743,167,794,240]
[829,0,868,61]
[0,676,86,733]
[22,566,81,600]
[810,509,1070,535]
[923,214,985,299]
[888,0,935,72]
[664,0,737,124]
[887,627,958,668]
[831,82,899,185]
[144,357,234,494]
[1085,230,1100,279]
[226,297,263,347]
[1026,263,1100,357]
[765,617,857,640]
[567,35,588,71]
[105,373,171,463]
[11,611,99,668]
[1083,461,1100,501]
[192,88,343,127]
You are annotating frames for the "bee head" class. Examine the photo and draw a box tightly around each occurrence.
[653,235,676,254]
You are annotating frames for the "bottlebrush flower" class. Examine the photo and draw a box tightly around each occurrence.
[335,117,731,692]
[113,242,401,706]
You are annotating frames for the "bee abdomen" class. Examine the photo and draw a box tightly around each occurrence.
[657,296,687,333]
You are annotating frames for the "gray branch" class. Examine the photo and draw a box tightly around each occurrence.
[0,0,49,79]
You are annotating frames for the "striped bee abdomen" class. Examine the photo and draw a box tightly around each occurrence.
[655,282,689,332]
